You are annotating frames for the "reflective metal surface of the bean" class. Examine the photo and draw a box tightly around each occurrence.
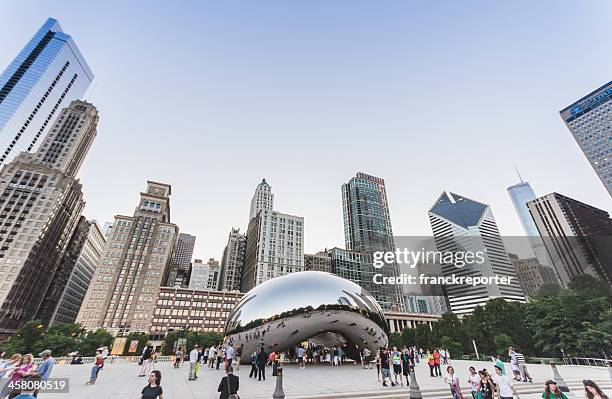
[224,271,389,362]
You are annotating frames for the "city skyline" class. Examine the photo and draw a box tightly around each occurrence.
[1,2,611,260]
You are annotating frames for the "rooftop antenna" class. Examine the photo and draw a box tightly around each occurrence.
[514,165,524,183]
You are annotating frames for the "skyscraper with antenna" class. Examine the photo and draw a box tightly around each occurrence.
[507,170,550,266]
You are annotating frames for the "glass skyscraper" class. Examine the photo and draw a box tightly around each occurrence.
[560,81,612,197]
[0,17,93,165]
[341,172,404,310]
[507,181,550,266]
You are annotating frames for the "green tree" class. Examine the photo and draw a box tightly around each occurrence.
[414,323,432,350]
[440,335,463,357]
[401,327,416,347]
[0,321,46,355]
[79,328,113,356]
[389,332,402,349]
[568,275,612,299]
[493,333,514,356]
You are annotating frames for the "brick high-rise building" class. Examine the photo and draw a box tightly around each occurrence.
[76,181,178,334]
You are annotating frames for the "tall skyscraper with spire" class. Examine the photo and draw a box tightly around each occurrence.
[428,191,525,315]
[338,172,404,311]
[506,173,551,266]
[0,18,94,165]
[0,100,98,334]
[249,178,273,221]
[77,182,178,334]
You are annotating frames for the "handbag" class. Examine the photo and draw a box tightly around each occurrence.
[227,374,240,399]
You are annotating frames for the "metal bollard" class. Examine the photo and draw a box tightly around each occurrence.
[409,367,422,399]
[550,362,575,399]
[273,366,285,399]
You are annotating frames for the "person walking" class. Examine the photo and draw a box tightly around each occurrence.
[216,346,224,370]
[445,366,463,399]
[363,347,371,369]
[508,347,521,381]
[174,347,182,369]
[515,351,532,383]
[478,370,495,399]
[208,345,217,368]
[217,366,239,399]
[467,366,480,399]
[401,348,411,387]
[427,350,435,377]
[257,347,267,381]
[583,380,608,399]
[375,349,381,381]
[188,345,199,381]
[391,347,402,386]
[234,344,243,371]
[33,350,54,397]
[542,380,568,399]
[87,350,104,385]
[141,370,163,399]
[433,349,442,377]
[380,348,395,387]
[248,351,258,379]
[139,345,154,377]
[492,365,517,399]
[491,354,506,376]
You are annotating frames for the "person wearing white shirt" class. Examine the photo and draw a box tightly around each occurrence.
[208,345,217,368]
[492,365,517,399]
[225,344,234,370]
[188,345,200,381]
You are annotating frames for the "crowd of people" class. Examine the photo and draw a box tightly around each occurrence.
[0,349,55,398]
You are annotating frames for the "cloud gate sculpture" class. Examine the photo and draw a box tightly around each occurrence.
[224,271,389,362]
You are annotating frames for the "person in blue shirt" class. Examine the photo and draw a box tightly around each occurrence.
[33,350,54,397]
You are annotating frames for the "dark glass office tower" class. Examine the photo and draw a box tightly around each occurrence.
[0,18,93,165]
[341,172,404,310]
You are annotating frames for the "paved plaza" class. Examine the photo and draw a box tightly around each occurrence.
[44,359,610,399]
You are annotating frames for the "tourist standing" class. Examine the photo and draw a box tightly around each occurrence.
[234,344,243,371]
[467,366,480,399]
[188,345,199,381]
[492,365,517,399]
[208,345,217,368]
[141,370,163,399]
[297,346,306,369]
[427,350,435,377]
[583,380,608,399]
[87,350,104,385]
[257,347,267,381]
[363,347,371,369]
[216,346,224,370]
[249,351,258,378]
[33,350,54,397]
[218,366,239,399]
[225,344,234,371]
[542,380,568,399]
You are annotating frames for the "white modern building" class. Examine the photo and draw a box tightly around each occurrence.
[428,191,525,315]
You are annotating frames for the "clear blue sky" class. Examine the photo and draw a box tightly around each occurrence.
[1,0,611,259]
